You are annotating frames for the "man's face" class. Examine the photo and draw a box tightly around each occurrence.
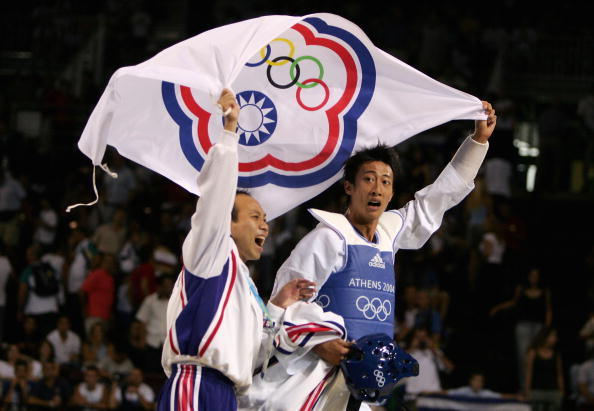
[57,317,70,333]
[43,363,59,379]
[84,370,99,386]
[344,161,394,224]
[231,195,269,262]
[470,374,485,392]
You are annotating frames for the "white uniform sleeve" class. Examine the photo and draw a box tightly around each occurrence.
[394,136,488,250]
[270,225,345,298]
[181,130,239,278]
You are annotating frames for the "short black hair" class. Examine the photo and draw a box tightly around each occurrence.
[231,190,252,222]
[343,144,400,198]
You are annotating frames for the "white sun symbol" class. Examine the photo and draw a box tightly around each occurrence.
[237,92,277,145]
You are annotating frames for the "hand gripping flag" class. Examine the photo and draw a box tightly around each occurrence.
[77,13,486,219]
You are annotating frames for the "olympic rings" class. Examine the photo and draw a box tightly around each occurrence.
[290,56,324,89]
[245,45,271,67]
[296,79,330,112]
[267,57,301,89]
[261,38,295,66]
[246,37,330,111]
[316,294,331,309]
[355,296,392,321]
[374,370,386,387]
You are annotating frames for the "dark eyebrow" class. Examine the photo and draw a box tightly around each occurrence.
[362,170,392,178]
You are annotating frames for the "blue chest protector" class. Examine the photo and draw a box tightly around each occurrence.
[310,209,404,341]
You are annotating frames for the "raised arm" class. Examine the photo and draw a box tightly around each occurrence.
[181,89,240,277]
[395,101,496,250]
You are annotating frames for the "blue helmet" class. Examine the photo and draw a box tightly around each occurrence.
[340,333,419,402]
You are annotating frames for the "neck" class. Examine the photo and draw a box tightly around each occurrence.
[345,211,378,242]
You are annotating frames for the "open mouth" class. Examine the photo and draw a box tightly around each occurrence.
[255,237,265,248]
[368,200,381,207]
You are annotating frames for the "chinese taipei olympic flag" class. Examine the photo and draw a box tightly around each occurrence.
[78,13,486,219]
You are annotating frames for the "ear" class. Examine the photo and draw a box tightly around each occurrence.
[344,180,353,196]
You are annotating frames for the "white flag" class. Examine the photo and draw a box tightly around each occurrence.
[78,13,486,219]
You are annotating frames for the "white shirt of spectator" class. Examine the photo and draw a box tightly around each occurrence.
[135,292,168,348]
[33,208,58,245]
[98,356,134,377]
[78,383,106,405]
[46,329,81,364]
[485,158,512,198]
[404,349,445,395]
[0,173,26,212]
[68,239,91,293]
[114,383,155,404]
[23,266,60,315]
[0,256,12,306]
[0,360,42,380]
[578,359,594,404]
[447,386,502,398]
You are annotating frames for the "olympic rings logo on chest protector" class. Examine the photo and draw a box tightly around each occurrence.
[246,38,329,111]
[316,294,331,309]
[355,296,392,321]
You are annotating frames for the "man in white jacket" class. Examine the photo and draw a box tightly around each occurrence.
[241,102,497,410]
[158,89,316,411]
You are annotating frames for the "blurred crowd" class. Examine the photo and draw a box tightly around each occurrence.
[0,1,593,410]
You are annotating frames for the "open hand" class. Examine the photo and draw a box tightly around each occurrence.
[270,278,316,309]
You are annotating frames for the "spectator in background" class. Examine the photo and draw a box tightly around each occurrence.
[404,328,454,402]
[1,360,32,411]
[27,361,70,410]
[577,351,594,411]
[17,316,40,358]
[396,284,418,342]
[102,152,137,208]
[36,340,55,364]
[46,315,81,365]
[118,230,150,275]
[0,344,42,381]
[98,343,134,381]
[135,275,173,372]
[110,367,155,410]
[65,227,97,336]
[525,327,564,411]
[130,246,177,309]
[413,289,443,344]
[115,273,135,332]
[92,208,127,255]
[0,247,11,342]
[33,199,58,247]
[580,310,594,356]
[0,169,26,251]
[69,365,109,410]
[126,321,148,371]
[80,253,115,335]
[491,267,552,389]
[477,213,507,311]
[81,322,109,368]
[444,371,524,400]
[18,244,61,337]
